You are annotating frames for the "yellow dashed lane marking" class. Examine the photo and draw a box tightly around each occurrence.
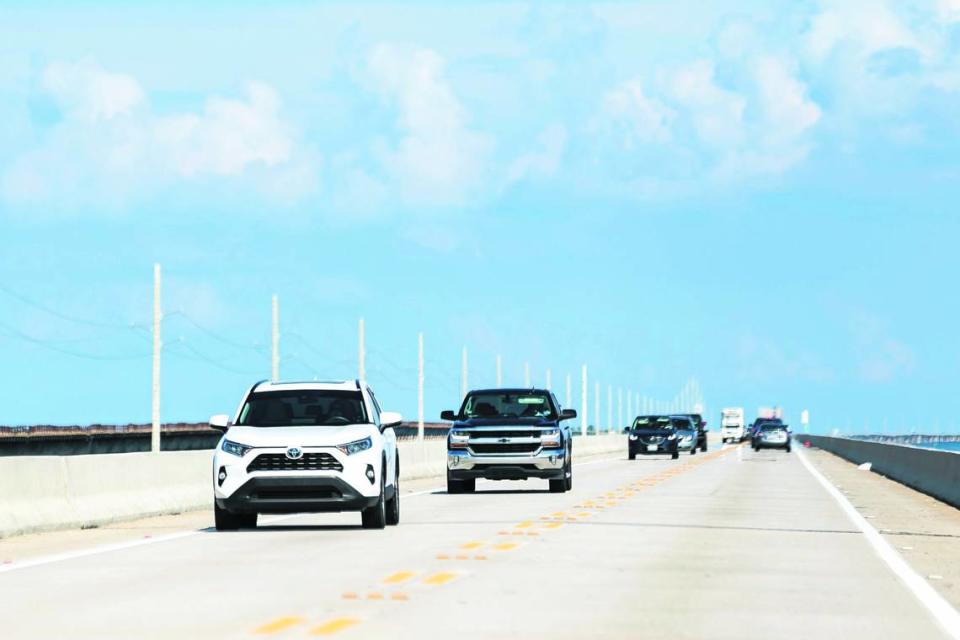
[542,522,563,529]
[254,616,305,634]
[310,617,360,636]
[422,571,458,586]
[460,542,484,550]
[383,571,416,585]
[493,542,519,551]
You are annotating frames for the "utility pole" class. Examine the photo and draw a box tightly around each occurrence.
[594,381,600,435]
[618,387,623,430]
[524,361,531,387]
[418,332,424,441]
[566,374,572,411]
[151,263,162,454]
[496,355,502,387]
[461,346,468,401]
[607,384,612,433]
[581,364,588,436]
[271,294,279,382]
[358,318,366,381]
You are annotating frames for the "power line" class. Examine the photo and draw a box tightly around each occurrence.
[0,282,144,331]
[0,321,150,361]
[165,311,267,353]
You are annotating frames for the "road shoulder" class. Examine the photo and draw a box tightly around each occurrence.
[804,446,960,610]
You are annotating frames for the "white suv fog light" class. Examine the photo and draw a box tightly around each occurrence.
[217,466,227,487]
[365,464,376,484]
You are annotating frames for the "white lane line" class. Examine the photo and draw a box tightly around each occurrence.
[0,530,201,574]
[797,447,960,639]
[0,451,627,574]
[0,487,448,574]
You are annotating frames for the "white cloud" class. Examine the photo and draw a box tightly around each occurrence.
[806,1,927,62]
[668,60,746,148]
[594,56,820,186]
[938,0,960,23]
[507,123,567,183]
[41,59,144,122]
[601,79,675,146]
[157,83,292,177]
[2,60,313,207]
[716,57,821,176]
[368,44,492,207]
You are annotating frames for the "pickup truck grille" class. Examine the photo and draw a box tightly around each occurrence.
[469,443,541,455]
[463,430,541,439]
[246,452,343,473]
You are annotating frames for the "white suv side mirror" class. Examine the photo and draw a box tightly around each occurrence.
[380,411,403,429]
[209,414,231,432]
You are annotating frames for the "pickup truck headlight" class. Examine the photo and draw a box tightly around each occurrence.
[541,429,562,448]
[221,439,253,457]
[667,434,678,441]
[337,437,372,456]
[628,433,638,441]
[449,430,470,449]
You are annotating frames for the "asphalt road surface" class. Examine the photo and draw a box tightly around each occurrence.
[0,445,952,639]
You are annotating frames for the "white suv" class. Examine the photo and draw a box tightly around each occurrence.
[210,380,401,530]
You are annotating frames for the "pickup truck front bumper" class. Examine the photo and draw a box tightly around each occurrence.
[447,448,566,480]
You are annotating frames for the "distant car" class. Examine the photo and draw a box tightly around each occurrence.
[627,415,680,460]
[210,380,402,531]
[752,422,791,452]
[670,416,699,455]
[681,413,709,452]
[441,388,576,494]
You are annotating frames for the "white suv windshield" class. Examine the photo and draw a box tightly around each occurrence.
[237,390,370,427]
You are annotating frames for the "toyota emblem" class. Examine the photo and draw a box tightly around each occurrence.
[285,447,303,460]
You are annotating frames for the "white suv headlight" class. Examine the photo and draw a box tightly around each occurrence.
[337,437,372,456]
[221,439,253,457]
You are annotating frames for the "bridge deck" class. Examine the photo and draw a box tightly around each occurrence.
[0,445,955,639]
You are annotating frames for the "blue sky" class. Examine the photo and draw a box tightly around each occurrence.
[1,1,958,433]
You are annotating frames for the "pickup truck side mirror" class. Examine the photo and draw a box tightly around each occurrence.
[622,426,631,434]
[559,409,577,421]
[209,414,231,432]
[440,410,457,421]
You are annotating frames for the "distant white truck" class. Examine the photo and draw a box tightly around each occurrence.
[720,408,745,443]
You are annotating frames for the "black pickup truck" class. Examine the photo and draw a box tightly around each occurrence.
[440,388,577,494]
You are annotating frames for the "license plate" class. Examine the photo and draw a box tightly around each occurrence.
[646,445,658,452]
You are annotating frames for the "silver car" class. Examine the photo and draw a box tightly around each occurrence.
[668,415,699,456]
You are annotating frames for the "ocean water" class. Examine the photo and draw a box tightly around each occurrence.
[914,441,960,453]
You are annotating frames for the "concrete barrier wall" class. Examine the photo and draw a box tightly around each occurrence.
[800,435,960,509]
[0,434,626,538]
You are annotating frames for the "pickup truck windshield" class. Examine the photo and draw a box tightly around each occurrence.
[237,390,370,427]
[461,392,557,419]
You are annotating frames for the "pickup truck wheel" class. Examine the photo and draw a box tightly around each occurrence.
[549,478,566,493]
[690,448,697,456]
[671,451,679,460]
[361,466,387,529]
[385,460,400,526]
[461,478,476,493]
[564,454,573,491]
[447,470,464,494]
[628,451,636,460]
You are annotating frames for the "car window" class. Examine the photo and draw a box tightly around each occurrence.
[237,390,370,427]
[461,392,557,419]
